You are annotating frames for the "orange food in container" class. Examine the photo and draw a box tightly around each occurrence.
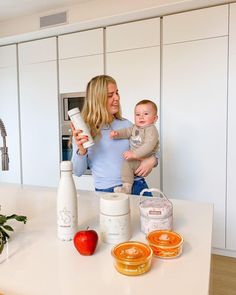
[146,230,184,259]
[111,241,153,276]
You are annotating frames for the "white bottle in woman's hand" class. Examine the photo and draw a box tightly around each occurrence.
[68,107,94,149]
[57,161,78,241]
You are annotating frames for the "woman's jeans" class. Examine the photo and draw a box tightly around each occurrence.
[95,178,152,196]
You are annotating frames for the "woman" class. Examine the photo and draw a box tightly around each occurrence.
[71,75,157,195]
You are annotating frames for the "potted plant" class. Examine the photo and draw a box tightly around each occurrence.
[0,213,27,254]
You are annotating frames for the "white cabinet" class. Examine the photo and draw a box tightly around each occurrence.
[58,28,103,58]
[163,5,228,44]
[18,37,60,187]
[59,55,104,93]
[227,3,236,251]
[18,37,57,64]
[106,18,160,51]
[0,45,21,183]
[106,18,161,189]
[162,8,228,248]
[58,29,104,190]
[58,28,104,93]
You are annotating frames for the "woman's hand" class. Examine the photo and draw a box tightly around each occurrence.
[71,123,88,156]
[135,156,158,177]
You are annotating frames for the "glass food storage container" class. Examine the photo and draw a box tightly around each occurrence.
[146,230,184,259]
[111,241,153,276]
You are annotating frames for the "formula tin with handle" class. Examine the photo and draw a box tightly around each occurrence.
[139,188,173,234]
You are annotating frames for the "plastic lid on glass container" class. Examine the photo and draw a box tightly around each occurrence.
[147,230,183,248]
[112,241,152,265]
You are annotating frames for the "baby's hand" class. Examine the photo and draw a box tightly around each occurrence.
[123,150,137,160]
[110,130,118,138]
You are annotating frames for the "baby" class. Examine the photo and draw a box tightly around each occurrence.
[110,99,159,194]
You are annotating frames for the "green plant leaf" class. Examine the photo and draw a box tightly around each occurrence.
[3,225,14,231]
[0,231,3,254]
[15,216,27,224]
[0,215,7,225]
[0,243,3,254]
[6,214,17,220]
[0,227,10,241]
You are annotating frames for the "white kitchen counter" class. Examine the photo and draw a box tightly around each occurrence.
[0,184,213,295]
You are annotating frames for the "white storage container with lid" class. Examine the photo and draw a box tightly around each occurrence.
[139,188,173,234]
[100,193,131,244]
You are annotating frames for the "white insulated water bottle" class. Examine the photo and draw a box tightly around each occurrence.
[68,107,94,149]
[57,161,78,241]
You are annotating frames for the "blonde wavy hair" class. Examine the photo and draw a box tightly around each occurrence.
[82,75,122,138]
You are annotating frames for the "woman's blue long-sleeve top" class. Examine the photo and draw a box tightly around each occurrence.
[72,118,133,189]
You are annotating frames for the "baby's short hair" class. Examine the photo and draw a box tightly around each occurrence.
[135,99,158,114]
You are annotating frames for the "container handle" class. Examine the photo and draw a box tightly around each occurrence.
[139,188,171,204]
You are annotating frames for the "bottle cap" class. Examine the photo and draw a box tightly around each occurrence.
[68,107,80,117]
[60,161,73,171]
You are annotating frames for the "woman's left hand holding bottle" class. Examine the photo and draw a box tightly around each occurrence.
[71,123,88,156]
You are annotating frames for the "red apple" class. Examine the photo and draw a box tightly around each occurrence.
[73,228,98,255]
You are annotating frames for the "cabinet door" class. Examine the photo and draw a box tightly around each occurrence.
[163,5,228,44]
[59,55,104,93]
[59,32,104,190]
[18,37,57,64]
[106,18,160,189]
[19,38,59,187]
[162,37,228,248]
[58,28,103,59]
[227,3,236,251]
[106,18,160,52]
[107,46,160,188]
[0,45,21,183]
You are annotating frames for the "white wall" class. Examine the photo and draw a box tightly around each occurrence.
[226,2,236,251]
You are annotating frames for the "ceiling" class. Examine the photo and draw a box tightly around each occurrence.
[0,0,90,22]
[0,0,233,24]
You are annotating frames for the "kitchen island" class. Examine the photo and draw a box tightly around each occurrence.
[0,184,213,295]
